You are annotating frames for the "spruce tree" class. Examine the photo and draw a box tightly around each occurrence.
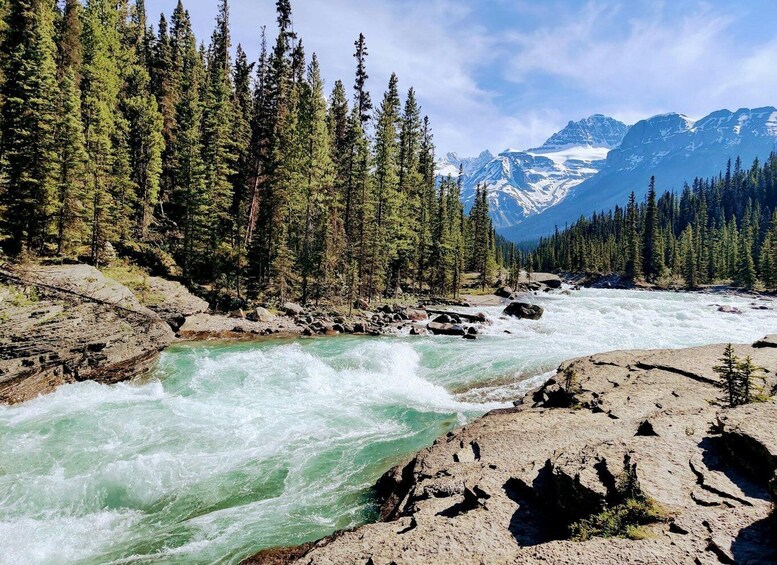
[643,176,664,280]
[0,0,59,255]
[54,69,88,255]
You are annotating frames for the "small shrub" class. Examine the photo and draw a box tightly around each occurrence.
[569,455,669,541]
[714,344,767,407]
[570,498,668,541]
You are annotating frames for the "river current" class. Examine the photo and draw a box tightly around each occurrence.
[1,288,775,564]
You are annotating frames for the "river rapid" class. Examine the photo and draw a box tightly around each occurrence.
[1,288,775,564]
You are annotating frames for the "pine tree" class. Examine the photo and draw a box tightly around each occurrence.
[168,7,206,279]
[81,0,126,265]
[681,225,697,289]
[643,176,664,280]
[352,33,371,126]
[298,53,334,301]
[625,191,642,280]
[368,73,401,299]
[0,0,59,255]
[713,344,739,407]
[200,0,236,272]
[735,217,757,289]
[121,64,163,240]
[54,69,88,255]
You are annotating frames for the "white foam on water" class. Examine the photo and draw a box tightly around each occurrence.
[1,288,775,564]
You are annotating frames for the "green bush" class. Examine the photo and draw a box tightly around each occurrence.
[570,497,668,541]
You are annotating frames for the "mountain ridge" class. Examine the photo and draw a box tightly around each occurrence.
[441,107,777,243]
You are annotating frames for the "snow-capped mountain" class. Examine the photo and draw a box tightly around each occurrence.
[436,115,628,229]
[436,150,494,179]
[504,106,777,242]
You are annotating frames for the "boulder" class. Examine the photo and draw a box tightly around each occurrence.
[717,305,742,314]
[0,264,174,404]
[495,286,514,298]
[247,306,276,323]
[410,324,429,336]
[406,308,428,322]
[503,302,544,320]
[433,313,453,324]
[354,298,370,310]
[427,322,466,336]
[545,278,562,289]
[283,302,305,316]
[143,276,209,330]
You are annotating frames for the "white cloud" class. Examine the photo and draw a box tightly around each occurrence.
[504,1,777,125]
[154,0,777,157]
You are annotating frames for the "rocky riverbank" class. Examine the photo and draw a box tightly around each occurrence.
[0,263,504,403]
[244,338,777,565]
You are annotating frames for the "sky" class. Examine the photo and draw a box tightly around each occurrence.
[148,0,777,157]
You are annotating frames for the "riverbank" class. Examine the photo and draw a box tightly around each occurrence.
[244,338,777,564]
[0,263,507,403]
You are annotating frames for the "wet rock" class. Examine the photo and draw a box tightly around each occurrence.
[503,302,544,320]
[432,314,453,324]
[495,286,514,298]
[717,305,742,314]
[406,308,428,322]
[427,322,466,336]
[753,335,777,348]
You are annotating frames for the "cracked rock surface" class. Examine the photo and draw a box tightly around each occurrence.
[0,264,174,404]
[245,339,777,565]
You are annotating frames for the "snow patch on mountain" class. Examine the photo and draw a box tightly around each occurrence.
[436,115,628,230]
[505,106,777,243]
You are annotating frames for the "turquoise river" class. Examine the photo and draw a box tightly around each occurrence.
[1,288,776,564]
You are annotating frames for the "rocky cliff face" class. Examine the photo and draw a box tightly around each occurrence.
[0,265,174,404]
[245,339,777,564]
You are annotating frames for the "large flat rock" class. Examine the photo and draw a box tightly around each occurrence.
[0,265,173,404]
[244,340,777,564]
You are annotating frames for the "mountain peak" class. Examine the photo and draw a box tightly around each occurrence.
[531,115,628,153]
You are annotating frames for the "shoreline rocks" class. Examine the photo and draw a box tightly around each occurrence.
[243,338,777,564]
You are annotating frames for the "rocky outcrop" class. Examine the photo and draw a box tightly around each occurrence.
[246,339,777,564]
[0,265,174,404]
[143,276,209,330]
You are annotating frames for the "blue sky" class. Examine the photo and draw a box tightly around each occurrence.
[147,0,777,156]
